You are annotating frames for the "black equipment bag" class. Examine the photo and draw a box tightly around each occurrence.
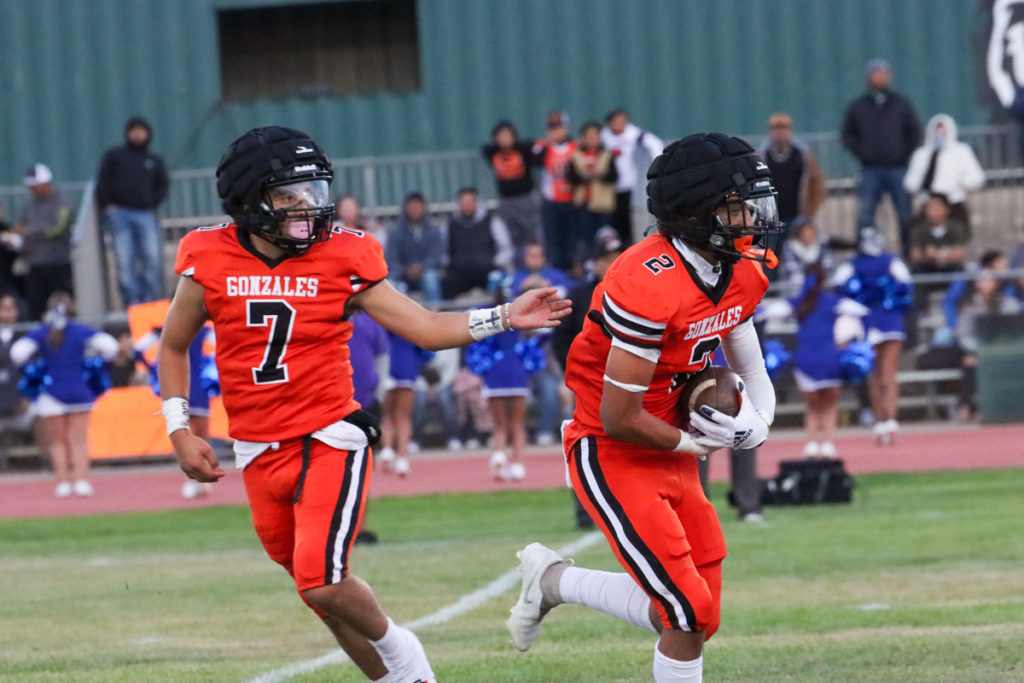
[762,458,854,505]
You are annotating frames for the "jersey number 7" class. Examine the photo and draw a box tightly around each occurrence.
[247,300,296,384]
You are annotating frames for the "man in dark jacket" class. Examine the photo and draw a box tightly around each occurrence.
[841,59,922,256]
[383,192,444,303]
[443,187,513,299]
[95,116,170,306]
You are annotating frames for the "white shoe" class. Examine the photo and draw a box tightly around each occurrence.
[503,461,526,481]
[447,438,463,451]
[181,480,210,499]
[803,441,821,457]
[54,481,72,498]
[73,480,94,497]
[873,421,892,446]
[377,447,396,471]
[489,451,508,480]
[884,419,899,435]
[819,441,837,458]
[394,456,410,477]
[535,432,555,447]
[507,542,569,652]
[742,512,766,523]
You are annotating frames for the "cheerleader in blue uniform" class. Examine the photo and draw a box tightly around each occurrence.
[831,228,913,444]
[377,331,430,476]
[761,264,869,457]
[11,292,117,498]
[473,328,533,481]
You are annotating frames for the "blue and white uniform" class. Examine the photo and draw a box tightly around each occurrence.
[831,252,912,345]
[479,330,530,398]
[11,321,118,416]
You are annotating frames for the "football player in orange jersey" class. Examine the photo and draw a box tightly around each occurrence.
[507,133,782,682]
[156,126,570,683]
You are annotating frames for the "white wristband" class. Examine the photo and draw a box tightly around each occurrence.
[162,396,190,436]
[469,305,507,341]
[674,429,709,459]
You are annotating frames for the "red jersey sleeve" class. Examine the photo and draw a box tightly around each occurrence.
[599,255,679,354]
[344,230,388,292]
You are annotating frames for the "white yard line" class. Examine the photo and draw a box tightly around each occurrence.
[243,532,603,683]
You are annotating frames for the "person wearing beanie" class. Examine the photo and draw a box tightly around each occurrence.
[95,116,170,306]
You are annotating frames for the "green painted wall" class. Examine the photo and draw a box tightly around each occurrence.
[0,0,1000,186]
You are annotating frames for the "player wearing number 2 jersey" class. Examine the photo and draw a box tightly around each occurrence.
[508,134,781,683]
[157,126,570,683]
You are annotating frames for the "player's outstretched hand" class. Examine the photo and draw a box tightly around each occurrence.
[170,431,226,483]
[509,286,572,330]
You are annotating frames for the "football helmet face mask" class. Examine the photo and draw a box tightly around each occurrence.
[647,132,784,266]
[216,126,336,256]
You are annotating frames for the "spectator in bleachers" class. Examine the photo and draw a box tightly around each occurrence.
[567,122,618,262]
[10,292,117,497]
[0,200,27,303]
[952,250,1020,421]
[831,228,913,445]
[532,110,579,271]
[108,330,146,388]
[551,236,623,372]
[760,263,869,458]
[903,113,985,235]
[413,348,461,451]
[600,108,664,245]
[0,293,33,448]
[450,361,492,449]
[481,120,543,248]
[908,194,969,275]
[780,216,839,296]
[443,187,513,300]
[940,250,1015,343]
[508,242,570,447]
[336,193,385,247]
[756,113,826,255]
[841,59,922,256]
[11,164,75,320]
[384,191,443,304]
[95,116,169,306]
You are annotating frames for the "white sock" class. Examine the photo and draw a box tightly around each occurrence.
[559,566,657,632]
[653,647,702,683]
[370,618,434,681]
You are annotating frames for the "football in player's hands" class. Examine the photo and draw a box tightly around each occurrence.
[676,366,742,431]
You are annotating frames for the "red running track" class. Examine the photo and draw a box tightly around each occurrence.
[2,422,1022,520]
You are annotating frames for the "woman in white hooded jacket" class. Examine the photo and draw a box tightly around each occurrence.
[903,113,985,231]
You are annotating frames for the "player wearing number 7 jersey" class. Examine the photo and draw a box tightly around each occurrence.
[508,134,780,683]
[157,126,570,683]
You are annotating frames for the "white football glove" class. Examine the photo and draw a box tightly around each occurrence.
[688,380,770,451]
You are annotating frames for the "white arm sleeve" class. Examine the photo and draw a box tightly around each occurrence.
[10,337,39,367]
[830,262,855,288]
[87,331,120,361]
[721,318,776,424]
[890,258,913,283]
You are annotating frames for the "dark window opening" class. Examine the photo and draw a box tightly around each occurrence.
[218,0,421,100]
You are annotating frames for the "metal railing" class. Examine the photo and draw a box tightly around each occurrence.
[2,123,1024,318]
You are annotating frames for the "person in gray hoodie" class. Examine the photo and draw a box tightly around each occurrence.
[383,192,444,303]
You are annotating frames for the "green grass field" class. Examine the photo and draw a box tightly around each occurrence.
[1,468,1023,683]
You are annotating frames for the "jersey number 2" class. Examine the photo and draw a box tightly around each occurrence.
[247,300,296,384]
[689,334,722,367]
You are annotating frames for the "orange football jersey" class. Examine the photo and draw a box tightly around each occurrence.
[564,232,768,442]
[174,224,386,442]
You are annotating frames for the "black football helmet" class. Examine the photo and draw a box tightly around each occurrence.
[646,132,783,266]
[216,126,335,256]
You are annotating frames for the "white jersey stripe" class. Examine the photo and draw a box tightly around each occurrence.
[602,292,667,331]
[329,447,367,584]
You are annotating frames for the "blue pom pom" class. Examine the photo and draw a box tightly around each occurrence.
[465,337,503,375]
[199,355,221,398]
[82,356,112,398]
[18,359,52,400]
[514,336,547,374]
[761,339,792,380]
[840,340,876,383]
